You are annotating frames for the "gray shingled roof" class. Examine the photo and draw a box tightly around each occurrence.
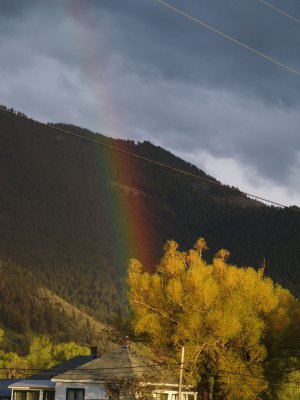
[52,347,163,382]
[29,355,94,380]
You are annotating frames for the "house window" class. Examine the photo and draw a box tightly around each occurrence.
[13,391,40,400]
[172,395,195,400]
[43,391,55,400]
[186,395,195,400]
[66,389,85,400]
[154,393,168,400]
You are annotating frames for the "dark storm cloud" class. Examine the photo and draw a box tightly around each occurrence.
[2,0,300,98]
[105,74,300,184]
[89,0,300,103]
[1,0,300,200]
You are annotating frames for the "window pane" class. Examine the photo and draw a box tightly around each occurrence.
[13,392,21,400]
[14,391,39,400]
[171,394,178,400]
[66,389,84,400]
[66,389,75,400]
[75,391,84,400]
[14,391,26,400]
[43,391,55,400]
[27,392,39,400]
[155,393,168,400]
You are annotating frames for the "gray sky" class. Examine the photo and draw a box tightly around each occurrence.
[1,0,300,206]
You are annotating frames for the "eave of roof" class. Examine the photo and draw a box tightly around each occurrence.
[9,380,55,389]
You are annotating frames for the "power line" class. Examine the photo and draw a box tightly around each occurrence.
[0,106,299,212]
[222,366,300,386]
[154,0,300,77]
[185,365,300,387]
[256,0,300,25]
[3,364,300,389]
[0,364,179,373]
[184,367,300,390]
[214,370,300,390]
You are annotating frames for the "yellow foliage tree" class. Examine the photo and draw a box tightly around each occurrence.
[128,238,293,400]
[0,329,4,344]
[0,333,89,378]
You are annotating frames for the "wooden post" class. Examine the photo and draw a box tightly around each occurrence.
[178,346,185,400]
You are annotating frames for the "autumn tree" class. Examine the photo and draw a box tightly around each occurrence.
[128,239,294,400]
[262,286,300,399]
[0,329,4,344]
[0,331,89,378]
[104,377,154,400]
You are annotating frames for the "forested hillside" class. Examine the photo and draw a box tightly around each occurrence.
[1,106,300,334]
[0,260,105,353]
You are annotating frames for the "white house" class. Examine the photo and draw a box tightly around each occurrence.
[10,347,197,400]
[9,355,95,400]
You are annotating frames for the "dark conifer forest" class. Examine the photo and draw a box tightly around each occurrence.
[1,106,300,336]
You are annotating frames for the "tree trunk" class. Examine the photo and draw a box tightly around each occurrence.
[200,373,210,400]
[212,375,222,400]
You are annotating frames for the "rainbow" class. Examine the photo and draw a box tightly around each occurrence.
[57,0,156,271]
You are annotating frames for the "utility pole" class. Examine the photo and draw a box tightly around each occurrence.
[178,346,185,400]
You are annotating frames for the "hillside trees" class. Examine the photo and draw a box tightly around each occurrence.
[0,260,99,349]
[0,332,89,378]
[128,238,299,400]
[3,108,300,331]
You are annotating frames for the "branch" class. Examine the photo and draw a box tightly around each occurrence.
[132,299,178,324]
[192,341,211,367]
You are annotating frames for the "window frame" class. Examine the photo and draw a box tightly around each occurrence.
[43,390,55,400]
[13,390,40,400]
[154,393,169,400]
[66,388,85,400]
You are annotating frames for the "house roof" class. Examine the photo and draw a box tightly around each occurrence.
[29,355,94,380]
[0,380,18,398]
[9,380,55,390]
[52,346,164,382]
[8,354,95,391]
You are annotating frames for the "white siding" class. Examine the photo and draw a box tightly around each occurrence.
[54,382,197,400]
[54,382,106,400]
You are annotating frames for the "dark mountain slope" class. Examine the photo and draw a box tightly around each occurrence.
[0,260,100,352]
[0,107,299,330]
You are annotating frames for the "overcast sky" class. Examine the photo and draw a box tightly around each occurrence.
[1,0,300,206]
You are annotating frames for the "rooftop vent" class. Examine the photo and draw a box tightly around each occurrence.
[90,346,98,358]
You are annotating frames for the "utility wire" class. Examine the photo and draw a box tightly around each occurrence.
[221,368,300,387]
[3,364,300,389]
[154,0,300,77]
[256,0,300,25]
[1,106,300,212]
[213,370,300,389]
[186,366,300,387]
[0,364,179,372]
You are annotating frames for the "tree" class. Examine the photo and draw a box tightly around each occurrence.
[128,239,292,400]
[26,336,90,369]
[52,341,90,364]
[0,350,29,378]
[262,286,300,399]
[104,377,154,400]
[0,328,4,344]
[0,327,90,378]
[26,336,53,370]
